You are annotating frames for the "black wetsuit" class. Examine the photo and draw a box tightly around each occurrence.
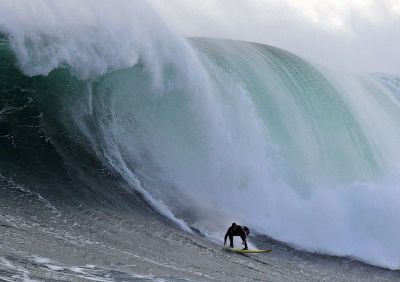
[224,225,248,249]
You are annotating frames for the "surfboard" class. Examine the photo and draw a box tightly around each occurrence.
[225,247,272,253]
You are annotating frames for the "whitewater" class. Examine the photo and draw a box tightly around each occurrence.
[1,1,400,280]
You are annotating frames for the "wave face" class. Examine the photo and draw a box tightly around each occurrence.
[2,1,400,270]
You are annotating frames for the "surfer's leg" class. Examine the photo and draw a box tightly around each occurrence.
[229,235,234,248]
[240,235,248,250]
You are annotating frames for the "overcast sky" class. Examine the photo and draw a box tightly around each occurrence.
[151,0,400,74]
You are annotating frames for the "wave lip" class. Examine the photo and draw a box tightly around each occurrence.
[0,0,196,85]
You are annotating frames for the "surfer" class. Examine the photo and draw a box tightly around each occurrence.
[224,223,250,250]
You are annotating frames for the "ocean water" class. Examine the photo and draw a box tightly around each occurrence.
[1,1,400,280]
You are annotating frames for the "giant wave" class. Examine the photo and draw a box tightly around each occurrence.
[1,1,400,270]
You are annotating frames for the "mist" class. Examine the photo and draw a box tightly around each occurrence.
[151,0,400,74]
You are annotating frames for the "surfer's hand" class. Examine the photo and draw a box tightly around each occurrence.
[223,241,226,246]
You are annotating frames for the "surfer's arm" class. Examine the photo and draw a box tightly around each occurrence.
[224,228,231,245]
